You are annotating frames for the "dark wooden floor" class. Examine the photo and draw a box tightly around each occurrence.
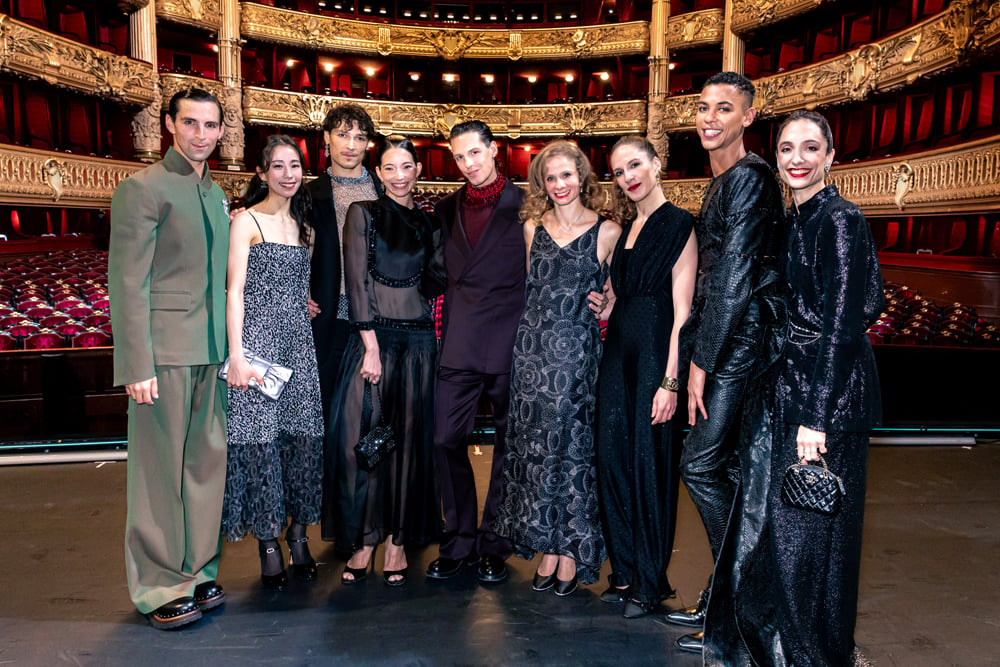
[0,443,998,666]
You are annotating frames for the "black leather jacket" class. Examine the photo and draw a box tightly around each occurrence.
[681,152,788,376]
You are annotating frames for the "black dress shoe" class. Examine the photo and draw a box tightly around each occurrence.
[532,570,556,591]
[665,588,708,627]
[426,557,465,580]
[477,554,508,583]
[553,575,578,597]
[623,597,656,619]
[676,631,704,653]
[146,596,202,630]
[193,581,225,611]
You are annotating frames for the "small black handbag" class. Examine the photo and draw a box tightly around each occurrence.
[354,382,396,471]
[780,455,846,515]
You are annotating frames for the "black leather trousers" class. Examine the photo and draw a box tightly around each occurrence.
[680,314,764,559]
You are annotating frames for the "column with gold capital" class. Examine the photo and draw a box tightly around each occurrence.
[128,1,161,163]
[217,0,245,170]
[647,0,671,166]
[722,0,746,74]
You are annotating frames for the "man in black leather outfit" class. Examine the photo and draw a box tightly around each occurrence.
[668,72,787,656]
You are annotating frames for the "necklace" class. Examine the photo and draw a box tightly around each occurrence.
[553,207,587,233]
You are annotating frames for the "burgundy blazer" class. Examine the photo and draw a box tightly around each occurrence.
[433,180,526,374]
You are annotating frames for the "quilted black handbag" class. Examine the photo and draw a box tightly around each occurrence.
[354,382,396,471]
[780,455,846,515]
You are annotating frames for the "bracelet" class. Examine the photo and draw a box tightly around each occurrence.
[660,376,679,392]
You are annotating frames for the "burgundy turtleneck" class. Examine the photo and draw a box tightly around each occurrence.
[460,173,506,248]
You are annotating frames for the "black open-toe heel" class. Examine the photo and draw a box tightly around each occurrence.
[383,567,408,587]
[285,523,317,581]
[341,548,374,585]
[258,539,289,592]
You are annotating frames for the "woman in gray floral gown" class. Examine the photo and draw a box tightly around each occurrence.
[495,141,620,594]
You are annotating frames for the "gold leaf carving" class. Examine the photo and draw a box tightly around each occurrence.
[157,0,221,29]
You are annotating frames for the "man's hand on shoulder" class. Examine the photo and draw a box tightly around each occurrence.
[126,377,158,405]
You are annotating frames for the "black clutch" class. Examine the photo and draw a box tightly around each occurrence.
[218,347,293,401]
[780,455,846,515]
[354,382,396,471]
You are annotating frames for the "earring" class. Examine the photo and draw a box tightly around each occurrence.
[824,163,831,174]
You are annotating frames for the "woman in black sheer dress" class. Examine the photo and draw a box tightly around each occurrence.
[595,136,698,618]
[326,136,441,586]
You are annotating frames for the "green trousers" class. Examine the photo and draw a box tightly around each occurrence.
[124,364,227,614]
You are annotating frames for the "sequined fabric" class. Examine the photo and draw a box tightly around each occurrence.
[222,241,324,542]
[596,202,693,606]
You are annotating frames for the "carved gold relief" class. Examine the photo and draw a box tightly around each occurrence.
[731,0,827,35]
[661,5,1000,132]
[159,73,225,110]
[242,87,647,138]
[240,4,647,60]
[4,138,1000,217]
[664,9,724,51]
[0,14,155,105]
[156,0,221,30]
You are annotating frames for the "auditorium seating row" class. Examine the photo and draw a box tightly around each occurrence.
[0,249,112,351]
[869,283,999,348]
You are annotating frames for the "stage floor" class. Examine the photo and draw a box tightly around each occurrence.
[1,443,998,666]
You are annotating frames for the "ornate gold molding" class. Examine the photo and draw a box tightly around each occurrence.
[156,0,221,30]
[661,3,1000,130]
[664,9,725,51]
[239,3,648,60]
[242,86,648,138]
[4,138,1000,216]
[731,0,827,35]
[829,135,1000,216]
[0,14,156,106]
[158,72,225,109]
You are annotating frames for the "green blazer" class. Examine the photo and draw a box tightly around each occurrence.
[108,147,230,387]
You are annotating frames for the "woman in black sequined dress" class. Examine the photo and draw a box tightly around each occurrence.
[595,136,698,618]
[768,110,883,666]
[327,136,441,586]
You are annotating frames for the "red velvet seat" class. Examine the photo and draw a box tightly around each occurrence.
[98,321,113,335]
[90,297,110,310]
[65,305,94,319]
[81,313,110,328]
[0,333,18,351]
[24,305,55,320]
[40,314,72,328]
[54,322,87,338]
[72,330,112,348]
[1,315,30,329]
[7,322,41,339]
[54,297,85,311]
[24,331,65,350]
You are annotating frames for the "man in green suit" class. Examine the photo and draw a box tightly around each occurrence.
[109,88,230,630]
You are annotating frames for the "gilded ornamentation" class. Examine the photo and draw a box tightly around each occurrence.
[893,163,914,210]
[940,0,991,59]
[661,6,1000,132]
[242,87,645,138]
[131,85,163,163]
[42,158,66,202]
[159,73,224,111]
[116,1,150,12]
[0,15,155,105]
[647,97,669,163]
[844,44,884,101]
[731,0,828,35]
[239,4,647,60]
[218,86,245,169]
[664,10,724,51]
[509,33,523,61]
[662,180,709,214]
[156,0,221,29]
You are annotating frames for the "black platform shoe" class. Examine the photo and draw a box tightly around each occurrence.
[193,580,225,611]
[146,597,202,630]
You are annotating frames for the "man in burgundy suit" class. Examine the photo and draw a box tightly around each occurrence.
[425,120,525,584]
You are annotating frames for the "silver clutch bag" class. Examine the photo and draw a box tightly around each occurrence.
[218,347,293,401]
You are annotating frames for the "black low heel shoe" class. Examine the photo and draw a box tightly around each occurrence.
[532,570,557,591]
[258,540,289,592]
[553,575,578,597]
[623,597,656,619]
[599,574,629,603]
